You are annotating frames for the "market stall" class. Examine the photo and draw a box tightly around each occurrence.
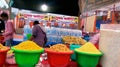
[11,8,82,46]
[1,0,120,67]
[78,0,120,67]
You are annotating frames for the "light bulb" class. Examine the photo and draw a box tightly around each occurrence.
[41,4,48,11]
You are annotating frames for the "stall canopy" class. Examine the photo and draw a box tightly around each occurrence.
[0,0,9,9]
[79,0,120,13]
[79,0,120,18]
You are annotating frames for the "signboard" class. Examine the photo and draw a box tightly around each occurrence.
[49,15,63,21]
[19,13,49,21]
[64,16,78,23]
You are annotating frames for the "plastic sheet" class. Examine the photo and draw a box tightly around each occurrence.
[99,24,120,67]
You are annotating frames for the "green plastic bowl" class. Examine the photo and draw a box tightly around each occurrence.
[74,49,103,67]
[70,44,81,61]
[11,47,44,67]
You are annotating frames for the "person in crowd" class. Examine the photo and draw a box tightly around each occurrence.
[1,12,15,47]
[0,12,5,34]
[30,20,47,47]
[89,32,100,49]
[0,12,5,44]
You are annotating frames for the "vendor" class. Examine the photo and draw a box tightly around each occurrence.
[1,12,15,47]
[30,20,47,47]
[89,33,100,49]
[0,13,5,34]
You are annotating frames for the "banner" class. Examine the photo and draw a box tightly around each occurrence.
[85,15,96,32]
[49,15,63,22]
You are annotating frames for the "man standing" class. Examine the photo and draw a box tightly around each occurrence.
[0,12,14,47]
[30,20,47,47]
[0,12,5,44]
[0,13,5,34]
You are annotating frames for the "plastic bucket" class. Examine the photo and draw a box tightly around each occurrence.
[45,48,73,67]
[0,47,10,66]
[11,47,44,67]
[26,34,32,40]
[75,49,103,67]
[70,44,81,61]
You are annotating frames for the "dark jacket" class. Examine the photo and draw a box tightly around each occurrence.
[0,19,5,33]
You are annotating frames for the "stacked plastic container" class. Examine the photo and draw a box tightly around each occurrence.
[44,27,82,45]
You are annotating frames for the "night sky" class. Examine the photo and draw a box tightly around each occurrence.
[12,0,79,16]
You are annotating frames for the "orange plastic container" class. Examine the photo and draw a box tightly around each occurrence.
[45,48,73,67]
[0,47,10,66]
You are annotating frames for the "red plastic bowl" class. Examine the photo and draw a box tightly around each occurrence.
[45,48,73,67]
[5,64,18,67]
[66,61,78,67]
[0,47,10,66]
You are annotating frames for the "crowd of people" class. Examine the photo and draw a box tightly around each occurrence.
[0,12,47,48]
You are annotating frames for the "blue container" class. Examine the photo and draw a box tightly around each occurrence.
[45,42,58,47]
[12,41,22,46]
[70,44,81,61]
[84,36,90,41]
[83,34,90,41]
